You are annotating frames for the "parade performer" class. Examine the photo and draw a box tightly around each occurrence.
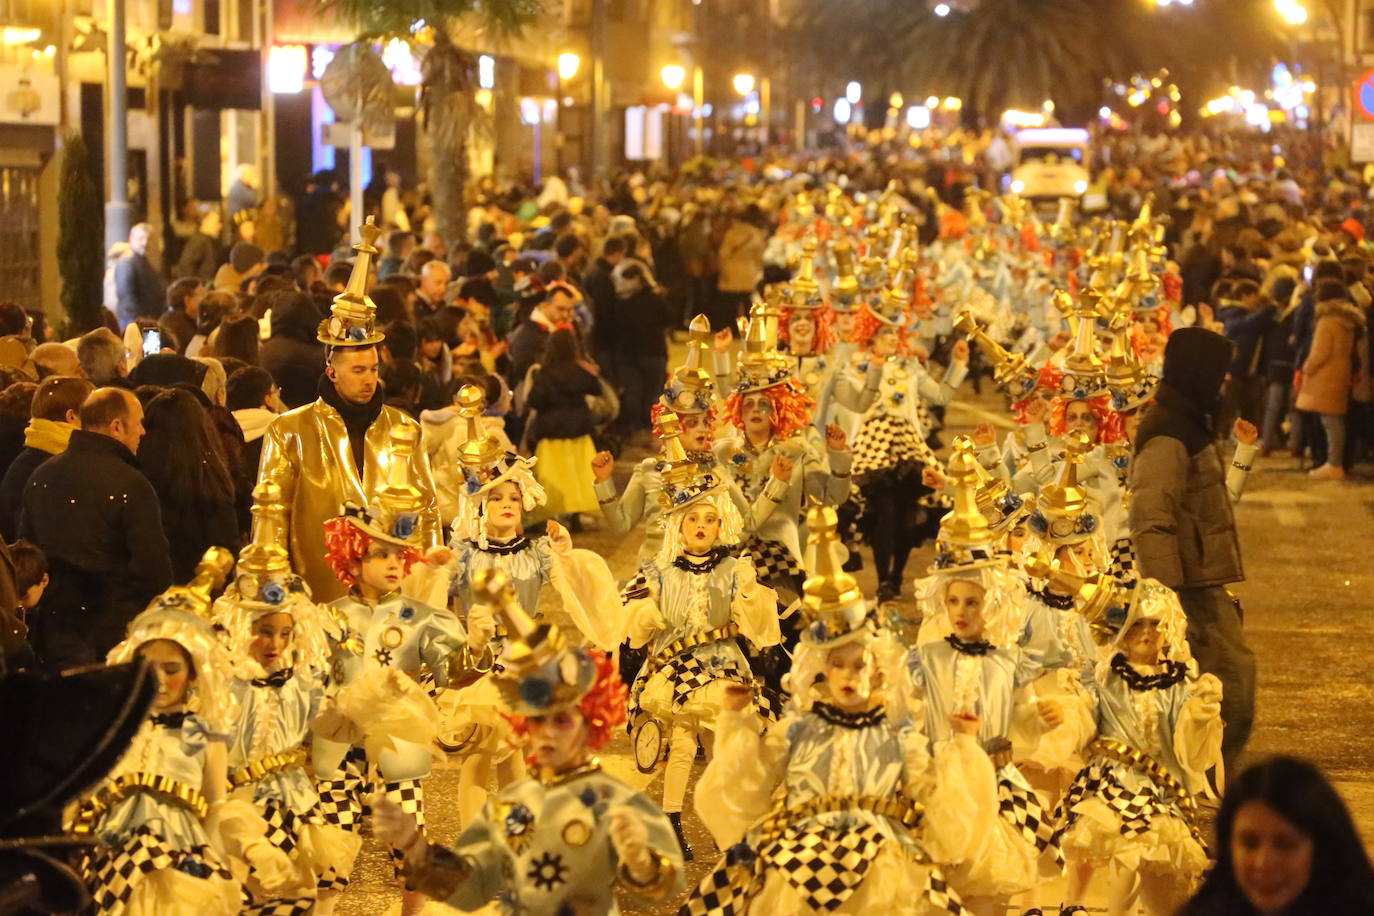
[1056,579,1224,916]
[907,450,1065,916]
[79,550,274,916]
[310,426,491,916]
[621,420,781,857]
[718,302,852,594]
[370,568,685,915]
[845,250,969,604]
[594,315,758,564]
[256,217,441,602]
[214,481,359,915]
[681,504,981,916]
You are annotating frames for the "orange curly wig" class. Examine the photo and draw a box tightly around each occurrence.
[723,377,817,441]
[850,302,913,354]
[322,517,424,588]
[1047,393,1126,444]
[650,400,718,439]
[505,650,627,756]
[1010,364,1066,424]
[779,305,835,354]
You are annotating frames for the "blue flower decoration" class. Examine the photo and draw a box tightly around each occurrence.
[1000,492,1023,514]
[857,362,870,373]
[1141,294,1158,309]
[347,326,367,342]
[812,621,829,641]
[505,804,535,836]
[727,842,757,866]
[1078,514,1099,534]
[1073,386,1088,400]
[464,474,483,495]
[393,513,417,539]
[1112,454,1130,470]
[731,452,748,466]
[673,490,690,504]
[400,605,414,621]
[1111,392,1127,410]
[934,550,955,569]
[519,677,553,709]
[577,787,598,810]
[259,582,287,605]
[891,391,906,404]
[1028,511,1049,535]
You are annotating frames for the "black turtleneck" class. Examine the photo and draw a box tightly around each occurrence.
[318,375,385,474]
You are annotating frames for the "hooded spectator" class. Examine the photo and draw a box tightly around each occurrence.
[260,292,326,409]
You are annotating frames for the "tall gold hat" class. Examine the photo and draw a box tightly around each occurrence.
[660,315,716,415]
[341,426,427,547]
[949,435,1031,534]
[830,239,860,305]
[474,568,596,716]
[1027,429,1100,545]
[654,412,717,511]
[151,547,237,621]
[736,299,793,392]
[1105,309,1156,411]
[235,481,305,607]
[798,503,870,646]
[318,217,386,347]
[928,442,1003,573]
[953,310,1034,397]
[789,235,823,310]
[872,247,917,325]
[1053,288,1109,399]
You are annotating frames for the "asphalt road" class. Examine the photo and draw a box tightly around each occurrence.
[338,386,1374,915]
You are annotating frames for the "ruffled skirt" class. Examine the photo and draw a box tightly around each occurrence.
[533,436,601,517]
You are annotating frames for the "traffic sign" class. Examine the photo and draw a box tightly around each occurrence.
[1353,69,1374,123]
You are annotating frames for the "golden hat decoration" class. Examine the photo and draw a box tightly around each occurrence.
[474,568,596,716]
[1026,429,1100,546]
[1105,310,1156,411]
[928,443,1002,574]
[318,217,386,347]
[789,235,823,310]
[1052,288,1109,399]
[234,481,306,607]
[148,547,236,620]
[736,298,794,393]
[953,311,1035,397]
[949,435,1031,534]
[798,503,871,646]
[660,315,716,415]
[830,239,860,303]
[342,425,427,547]
[871,247,917,325]
[456,384,507,471]
[654,412,721,513]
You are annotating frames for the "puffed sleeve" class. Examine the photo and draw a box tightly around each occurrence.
[613,791,687,901]
[920,732,999,865]
[597,460,651,536]
[624,575,666,651]
[416,806,511,911]
[547,547,625,652]
[417,606,473,689]
[695,709,789,848]
[833,359,883,413]
[1173,673,1225,798]
[403,557,452,608]
[731,573,781,649]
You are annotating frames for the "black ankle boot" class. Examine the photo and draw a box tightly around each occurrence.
[668,811,693,861]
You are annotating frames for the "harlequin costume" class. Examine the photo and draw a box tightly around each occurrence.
[213,481,359,913]
[386,569,685,915]
[620,424,781,854]
[682,505,980,916]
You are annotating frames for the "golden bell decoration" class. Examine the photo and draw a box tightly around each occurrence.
[457,384,504,469]
[673,314,716,394]
[940,437,993,549]
[318,217,386,347]
[237,481,293,582]
[800,503,866,635]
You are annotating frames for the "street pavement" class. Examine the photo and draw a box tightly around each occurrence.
[338,385,1374,915]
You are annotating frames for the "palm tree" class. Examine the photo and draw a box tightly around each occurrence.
[318,0,541,244]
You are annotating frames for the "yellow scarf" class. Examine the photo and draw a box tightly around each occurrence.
[24,417,76,455]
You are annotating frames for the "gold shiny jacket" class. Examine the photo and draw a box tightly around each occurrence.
[257,398,442,602]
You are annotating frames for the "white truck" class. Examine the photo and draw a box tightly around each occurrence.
[1008,127,1092,208]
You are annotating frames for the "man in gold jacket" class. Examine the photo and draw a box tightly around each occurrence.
[257,219,442,602]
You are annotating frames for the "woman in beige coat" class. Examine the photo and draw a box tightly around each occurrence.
[1296,283,1367,479]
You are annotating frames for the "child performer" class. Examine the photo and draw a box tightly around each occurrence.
[312,427,492,916]
[681,505,981,916]
[1055,578,1223,916]
[370,568,685,915]
[81,550,280,916]
[621,423,781,858]
[214,481,359,915]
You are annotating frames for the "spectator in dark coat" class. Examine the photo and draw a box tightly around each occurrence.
[0,376,92,541]
[583,236,626,378]
[137,387,241,581]
[159,277,204,355]
[1217,278,1275,427]
[114,223,166,331]
[19,388,173,669]
[0,381,36,480]
[172,210,222,282]
[260,292,326,409]
[507,284,577,388]
[608,260,673,437]
[227,366,281,486]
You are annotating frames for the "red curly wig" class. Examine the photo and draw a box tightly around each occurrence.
[779,305,835,354]
[1047,393,1126,445]
[650,400,718,440]
[505,650,627,757]
[322,517,424,588]
[723,377,816,441]
[851,302,913,355]
[1010,364,1066,425]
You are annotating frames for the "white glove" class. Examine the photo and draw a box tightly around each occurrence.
[734,558,757,593]
[467,602,495,651]
[607,805,652,876]
[243,838,295,893]
[368,792,422,855]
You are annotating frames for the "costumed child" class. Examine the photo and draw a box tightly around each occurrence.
[79,549,283,916]
[311,426,492,916]
[214,481,359,916]
[907,449,1066,916]
[621,418,782,859]
[442,397,622,826]
[593,315,759,564]
[370,568,685,915]
[1055,578,1224,916]
[680,505,982,916]
[717,301,852,596]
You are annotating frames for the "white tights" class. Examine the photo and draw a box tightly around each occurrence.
[662,724,714,813]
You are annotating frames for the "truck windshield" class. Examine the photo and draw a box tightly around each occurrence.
[1019,146,1084,164]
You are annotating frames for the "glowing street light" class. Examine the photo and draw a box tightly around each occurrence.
[934,3,951,15]
[1274,0,1308,24]
[733,72,755,96]
[660,64,686,90]
[557,52,581,81]
[846,81,862,103]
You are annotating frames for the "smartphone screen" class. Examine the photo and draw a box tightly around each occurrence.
[141,328,161,357]
[1303,265,1313,284]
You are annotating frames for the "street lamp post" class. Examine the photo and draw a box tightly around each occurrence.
[105,0,129,253]
[556,52,580,177]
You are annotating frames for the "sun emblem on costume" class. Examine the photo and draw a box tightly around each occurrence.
[527,851,569,891]
[372,646,393,666]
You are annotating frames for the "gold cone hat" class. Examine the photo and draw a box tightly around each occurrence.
[319,216,386,347]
